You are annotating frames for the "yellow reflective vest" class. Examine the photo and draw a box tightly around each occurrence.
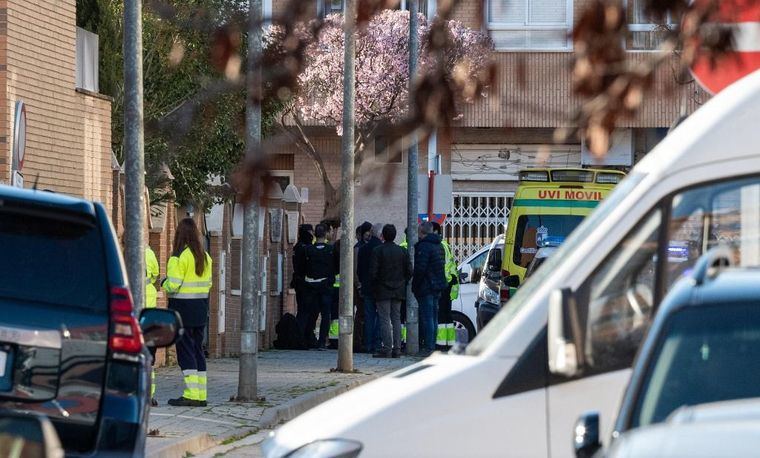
[163,247,213,299]
[146,246,160,308]
[442,240,459,300]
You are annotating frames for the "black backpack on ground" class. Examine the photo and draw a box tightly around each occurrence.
[274,313,304,350]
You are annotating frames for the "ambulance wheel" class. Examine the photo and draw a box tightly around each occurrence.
[451,312,476,343]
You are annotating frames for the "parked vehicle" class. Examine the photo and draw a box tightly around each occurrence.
[475,235,505,331]
[453,242,494,342]
[262,69,760,458]
[499,167,624,304]
[604,398,760,458]
[0,185,182,457]
[573,253,760,458]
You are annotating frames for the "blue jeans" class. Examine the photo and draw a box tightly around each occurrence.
[417,294,440,352]
[363,295,380,352]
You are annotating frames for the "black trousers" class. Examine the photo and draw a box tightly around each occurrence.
[305,282,332,347]
[176,326,207,372]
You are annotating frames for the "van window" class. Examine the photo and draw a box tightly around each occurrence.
[666,177,760,290]
[585,210,661,373]
[632,303,760,428]
[0,210,107,309]
[512,215,583,267]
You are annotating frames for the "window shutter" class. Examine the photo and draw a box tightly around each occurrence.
[489,0,527,24]
[529,0,567,24]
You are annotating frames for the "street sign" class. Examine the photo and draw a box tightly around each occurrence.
[418,213,447,225]
[690,0,760,95]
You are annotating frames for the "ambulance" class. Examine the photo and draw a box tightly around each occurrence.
[500,168,624,293]
[262,71,760,458]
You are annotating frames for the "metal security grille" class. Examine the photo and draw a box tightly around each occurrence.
[443,192,513,263]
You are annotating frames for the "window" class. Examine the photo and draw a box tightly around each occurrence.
[374,136,404,164]
[317,0,343,18]
[512,215,584,267]
[76,27,99,92]
[486,0,572,51]
[271,171,294,193]
[398,0,432,17]
[665,177,760,290]
[585,210,660,373]
[626,0,676,51]
[632,304,760,428]
[467,249,490,283]
[0,209,107,309]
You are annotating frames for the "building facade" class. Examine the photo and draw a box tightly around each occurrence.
[263,0,707,262]
[0,0,112,208]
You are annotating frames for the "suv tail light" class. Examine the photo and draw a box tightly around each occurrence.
[109,286,144,354]
[500,270,511,303]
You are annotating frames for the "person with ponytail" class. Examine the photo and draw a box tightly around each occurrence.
[163,218,213,407]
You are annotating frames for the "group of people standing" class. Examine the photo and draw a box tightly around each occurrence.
[291,219,458,357]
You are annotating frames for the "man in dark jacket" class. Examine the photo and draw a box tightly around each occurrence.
[412,221,447,354]
[303,224,335,350]
[357,223,382,353]
[292,224,314,347]
[370,224,410,358]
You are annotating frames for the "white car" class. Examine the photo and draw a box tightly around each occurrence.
[262,70,760,458]
[454,237,504,342]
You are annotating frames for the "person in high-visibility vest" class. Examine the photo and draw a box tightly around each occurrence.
[163,218,213,407]
[145,245,160,407]
[432,222,459,347]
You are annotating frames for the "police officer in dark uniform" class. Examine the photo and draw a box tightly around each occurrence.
[304,224,336,350]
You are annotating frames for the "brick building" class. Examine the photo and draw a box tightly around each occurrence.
[262,0,707,262]
[202,1,710,356]
[0,0,112,208]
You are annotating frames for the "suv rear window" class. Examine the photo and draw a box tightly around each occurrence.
[632,303,760,428]
[0,209,107,308]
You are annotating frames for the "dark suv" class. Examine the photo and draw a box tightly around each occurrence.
[0,185,180,456]
[573,249,760,458]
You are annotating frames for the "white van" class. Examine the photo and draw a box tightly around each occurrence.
[262,70,760,458]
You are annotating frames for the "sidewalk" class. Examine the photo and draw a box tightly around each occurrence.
[146,350,417,458]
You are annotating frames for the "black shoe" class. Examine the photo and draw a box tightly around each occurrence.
[373,351,392,358]
[151,397,158,407]
[391,350,401,358]
[168,397,200,407]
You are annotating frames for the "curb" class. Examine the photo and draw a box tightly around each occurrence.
[147,374,382,458]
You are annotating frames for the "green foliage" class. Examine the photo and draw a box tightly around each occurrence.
[91,0,276,211]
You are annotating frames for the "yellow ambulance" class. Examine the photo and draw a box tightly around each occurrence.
[499,168,625,301]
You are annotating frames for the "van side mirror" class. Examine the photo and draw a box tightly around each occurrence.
[573,411,602,458]
[140,309,183,348]
[487,249,502,272]
[548,288,583,377]
[0,410,64,458]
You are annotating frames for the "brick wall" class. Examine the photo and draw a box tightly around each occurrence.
[0,0,112,211]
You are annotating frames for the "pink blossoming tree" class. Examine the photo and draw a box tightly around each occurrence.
[272,9,493,219]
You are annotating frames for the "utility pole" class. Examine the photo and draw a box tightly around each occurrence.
[124,0,145,311]
[405,0,420,355]
[238,0,262,401]
[337,0,356,372]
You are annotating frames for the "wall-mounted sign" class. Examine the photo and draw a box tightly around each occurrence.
[12,101,26,187]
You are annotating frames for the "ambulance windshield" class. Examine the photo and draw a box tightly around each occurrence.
[513,215,584,267]
[466,172,646,356]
